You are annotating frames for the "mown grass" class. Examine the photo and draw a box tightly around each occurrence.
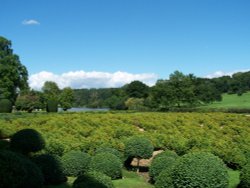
[228,169,240,188]
[203,92,250,109]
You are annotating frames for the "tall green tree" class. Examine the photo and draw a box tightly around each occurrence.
[0,36,28,102]
[59,87,74,111]
[42,81,60,101]
[124,80,149,98]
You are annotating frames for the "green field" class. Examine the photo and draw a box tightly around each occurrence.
[203,92,250,109]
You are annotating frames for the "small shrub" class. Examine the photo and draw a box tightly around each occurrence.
[0,150,44,188]
[155,168,174,188]
[0,99,12,113]
[154,150,178,160]
[61,150,91,177]
[45,140,65,156]
[73,171,114,188]
[10,129,45,155]
[172,152,229,188]
[32,154,67,185]
[239,162,250,188]
[89,152,122,179]
[149,151,178,181]
[46,100,58,112]
[124,136,154,159]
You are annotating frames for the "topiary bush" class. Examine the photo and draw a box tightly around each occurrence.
[239,162,250,188]
[155,168,174,188]
[0,99,12,113]
[46,100,58,112]
[32,154,67,185]
[0,150,44,188]
[95,147,123,161]
[124,136,153,170]
[172,152,229,188]
[73,171,114,188]
[61,150,91,177]
[10,128,45,155]
[149,151,178,182]
[89,152,122,179]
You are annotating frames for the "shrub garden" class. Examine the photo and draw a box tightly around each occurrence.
[0,111,249,187]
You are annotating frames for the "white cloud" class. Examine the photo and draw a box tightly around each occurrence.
[205,69,250,79]
[22,19,40,25]
[29,70,158,90]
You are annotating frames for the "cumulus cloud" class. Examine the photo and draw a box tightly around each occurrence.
[29,70,158,90]
[22,19,40,25]
[205,69,250,79]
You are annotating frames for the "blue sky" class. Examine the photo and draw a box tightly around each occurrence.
[1,0,250,89]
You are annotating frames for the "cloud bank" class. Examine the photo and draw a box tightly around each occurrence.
[29,70,158,90]
[22,19,40,25]
[205,69,250,79]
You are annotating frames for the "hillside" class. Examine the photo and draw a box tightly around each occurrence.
[203,92,250,109]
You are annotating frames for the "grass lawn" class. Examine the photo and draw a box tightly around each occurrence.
[202,92,250,109]
[228,169,240,188]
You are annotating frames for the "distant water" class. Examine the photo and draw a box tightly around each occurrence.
[58,107,109,112]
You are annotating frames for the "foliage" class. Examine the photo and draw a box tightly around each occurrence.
[155,168,174,188]
[172,152,229,188]
[10,128,45,155]
[42,81,60,101]
[95,146,123,161]
[0,98,12,113]
[0,112,249,169]
[89,152,122,179]
[239,162,250,188]
[15,90,43,112]
[59,87,74,111]
[124,80,149,98]
[32,154,67,185]
[0,150,43,188]
[46,100,58,112]
[149,151,178,181]
[73,171,114,188]
[0,36,28,102]
[124,136,153,159]
[61,150,91,177]
[125,98,147,111]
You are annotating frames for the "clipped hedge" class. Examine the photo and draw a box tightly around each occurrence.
[73,171,114,188]
[172,152,229,188]
[0,99,12,113]
[61,150,91,177]
[89,152,122,179]
[46,100,58,112]
[32,154,67,185]
[0,150,44,188]
[10,129,45,154]
[149,151,178,181]
[239,162,250,188]
[155,168,174,188]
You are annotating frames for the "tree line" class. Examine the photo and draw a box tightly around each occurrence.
[1,36,250,112]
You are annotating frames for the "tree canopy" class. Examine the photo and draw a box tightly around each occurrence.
[0,36,28,102]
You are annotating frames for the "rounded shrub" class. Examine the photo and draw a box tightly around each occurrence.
[95,147,123,161]
[149,151,178,181]
[89,152,122,179]
[10,129,45,154]
[155,168,174,188]
[32,154,67,185]
[154,150,178,160]
[0,99,12,113]
[172,152,229,188]
[239,162,250,188]
[46,100,58,112]
[61,150,91,177]
[0,150,44,188]
[73,171,114,188]
[124,136,154,159]
[45,140,65,156]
